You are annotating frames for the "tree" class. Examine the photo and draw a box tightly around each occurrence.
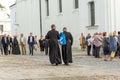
[0,3,5,10]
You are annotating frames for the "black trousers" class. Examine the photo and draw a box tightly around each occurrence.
[87,45,91,56]
[62,45,68,64]
[3,44,8,55]
[29,44,34,55]
[95,46,100,58]
[45,46,48,55]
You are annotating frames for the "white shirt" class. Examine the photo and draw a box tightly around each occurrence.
[30,36,32,42]
[21,37,24,42]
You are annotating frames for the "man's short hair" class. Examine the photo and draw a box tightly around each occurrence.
[51,24,55,29]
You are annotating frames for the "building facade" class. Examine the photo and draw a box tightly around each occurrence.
[0,9,11,35]
[10,0,120,48]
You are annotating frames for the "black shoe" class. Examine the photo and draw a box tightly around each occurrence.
[65,63,69,65]
[55,63,58,66]
[104,59,108,61]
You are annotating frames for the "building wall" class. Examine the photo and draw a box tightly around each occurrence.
[41,0,107,48]
[0,10,11,35]
[16,0,40,37]
[10,4,17,36]
[11,0,120,49]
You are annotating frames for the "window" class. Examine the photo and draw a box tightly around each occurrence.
[0,25,3,34]
[89,1,95,26]
[59,0,62,13]
[46,0,49,16]
[75,0,79,9]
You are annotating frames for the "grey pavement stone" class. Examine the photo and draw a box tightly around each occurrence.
[0,50,120,80]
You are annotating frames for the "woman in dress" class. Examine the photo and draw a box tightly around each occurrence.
[79,33,86,51]
[34,35,39,51]
[12,35,21,55]
[109,32,117,61]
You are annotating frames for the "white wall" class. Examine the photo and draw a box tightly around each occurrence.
[10,4,17,36]
[16,0,40,37]
[11,0,120,48]
[0,10,11,35]
[41,0,107,48]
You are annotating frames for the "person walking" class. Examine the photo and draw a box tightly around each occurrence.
[34,35,39,51]
[117,31,120,58]
[109,32,117,61]
[87,35,92,56]
[39,36,45,55]
[7,35,12,55]
[2,34,9,55]
[0,36,3,55]
[12,35,21,55]
[102,32,110,61]
[93,32,102,58]
[79,33,86,51]
[20,33,26,55]
[60,27,73,65]
[45,24,61,65]
[28,32,35,56]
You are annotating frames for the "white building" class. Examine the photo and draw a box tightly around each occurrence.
[0,9,11,35]
[10,0,120,48]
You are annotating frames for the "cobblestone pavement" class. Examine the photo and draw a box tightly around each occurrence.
[0,51,120,80]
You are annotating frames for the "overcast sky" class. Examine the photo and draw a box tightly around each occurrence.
[0,0,16,13]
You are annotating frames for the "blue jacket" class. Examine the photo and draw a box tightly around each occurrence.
[109,36,117,51]
[28,36,35,45]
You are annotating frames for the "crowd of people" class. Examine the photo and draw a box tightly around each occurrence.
[80,31,120,61]
[0,24,73,66]
[2,24,120,65]
[0,33,49,56]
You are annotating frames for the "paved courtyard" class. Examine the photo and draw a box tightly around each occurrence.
[0,51,120,80]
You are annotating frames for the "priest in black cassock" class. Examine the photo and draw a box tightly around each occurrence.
[60,27,73,65]
[45,24,61,65]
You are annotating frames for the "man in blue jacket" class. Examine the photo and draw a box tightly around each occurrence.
[28,32,34,56]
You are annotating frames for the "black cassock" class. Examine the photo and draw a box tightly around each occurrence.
[12,38,21,55]
[46,29,61,65]
[60,31,73,64]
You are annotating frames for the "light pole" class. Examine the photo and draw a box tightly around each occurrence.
[39,0,42,36]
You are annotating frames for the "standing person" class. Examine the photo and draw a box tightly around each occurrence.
[28,32,35,56]
[2,34,9,55]
[39,36,45,55]
[102,32,110,61]
[34,35,38,51]
[60,27,73,65]
[0,36,3,55]
[20,33,26,55]
[44,39,49,55]
[12,35,21,55]
[109,32,117,61]
[93,32,102,58]
[79,33,86,51]
[92,33,96,56]
[45,24,61,65]
[7,35,12,55]
[117,31,120,58]
[99,32,104,57]
[87,35,92,56]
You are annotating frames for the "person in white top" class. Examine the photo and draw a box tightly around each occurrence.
[20,33,26,55]
[87,35,92,56]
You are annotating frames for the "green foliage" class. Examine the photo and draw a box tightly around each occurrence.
[0,3,5,10]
